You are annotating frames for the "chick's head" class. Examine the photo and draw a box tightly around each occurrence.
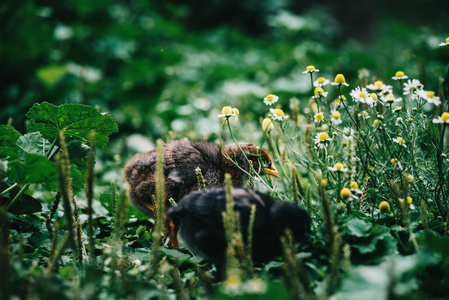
[239,144,279,178]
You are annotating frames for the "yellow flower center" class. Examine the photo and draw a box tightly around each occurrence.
[266,94,274,101]
[396,137,405,144]
[332,111,341,119]
[274,108,285,117]
[441,112,449,122]
[322,124,329,131]
[225,275,242,286]
[306,65,315,71]
[370,93,378,100]
[379,201,390,213]
[373,119,380,127]
[405,174,414,182]
[446,37,449,43]
[334,98,341,104]
[321,178,328,186]
[221,106,232,115]
[427,91,435,98]
[334,74,346,84]
[350,181,359,189]
[262,118,273,131]
[387,94,394,100]
[358,92,366,98]
[391,158,398,164]
[340,188,352,200]
[395,71,405,77]
[232,108,239,116]
[317,77,325,83]
[334,162,344,171]
[311,103,318,111]
[314,87,324,96]
[319,132,330,141]
[406,196,413,205]
[361,111,368,116]
[315,113,324,121]
[374,80,383,87]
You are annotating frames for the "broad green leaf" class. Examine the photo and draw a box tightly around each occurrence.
[159,247,191,261]
[4,194,42,215]
[17,132,56,159]
[7,153,57,185]
[345,218,372,237]
[67,140,90,170]
[331,265,389,300]
[26,102,118,148]
[41,162,85,195]
[0,124,21,159]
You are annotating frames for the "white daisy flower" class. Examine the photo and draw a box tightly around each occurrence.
[350,86,373,104]
[314,131,332,148]
[270,108,289,121]
[366,80,392,91]
[392,106,402,113]
[328,162,348,172]
[218,106,239,120]
[432,112,449,124]
[313,77,330,87]
[416,90,441,105]
[303,65,319,73]
[132,259,142,267]
[391,158,403,171]
[343,127,355,140]
[392,71,409,80]
[313,87,328,99]
[330,110,342,125]
[263,94,279,106]
[393,137,407,147]
[349,181,362,194]
[380,93,402,104]
[358,111,370,120]
[331,74,349,86]
[439,37,449,47]
[314,112,325,123]
[403,79,423,99]
[244,278,267,294]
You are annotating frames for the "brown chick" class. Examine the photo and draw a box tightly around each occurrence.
[123,140,279,248]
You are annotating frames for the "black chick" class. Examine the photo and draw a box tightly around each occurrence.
[166,187,311,269]
[124,140,279,248]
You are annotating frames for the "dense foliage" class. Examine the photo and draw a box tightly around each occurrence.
[1,0,449,299]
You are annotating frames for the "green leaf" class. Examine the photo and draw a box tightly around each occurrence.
[67,140,90,171]
[1,194,42,214]
[159,247,192,261]
[345,218,372,237]
[36,65,68,86]
[41,162,85,195]
[7,153,57,185]
[26,102,118,148]
[17,132,56,159]
[0,124,21,160]
[332,265,389,300]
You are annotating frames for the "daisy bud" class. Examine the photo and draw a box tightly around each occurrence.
[340,188,352,200]
[306,65,315,71]
[379,201,390,213]
[334,74,346,84]
[262,118,274,131]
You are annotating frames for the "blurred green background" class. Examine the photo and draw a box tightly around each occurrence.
[1,0,448,141]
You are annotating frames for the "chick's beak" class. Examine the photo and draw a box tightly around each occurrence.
[264,163,280,178]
